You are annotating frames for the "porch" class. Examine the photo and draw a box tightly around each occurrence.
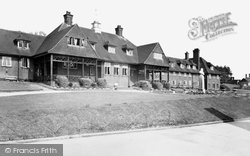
[34,54,99,85]
[138,65,169,83]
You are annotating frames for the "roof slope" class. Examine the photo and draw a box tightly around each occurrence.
[167,57,199,73]
[137,43,169,67]
[200,57,221,75]
[35,23,73,56]
[0,28,45,57]
[80,27,139,64]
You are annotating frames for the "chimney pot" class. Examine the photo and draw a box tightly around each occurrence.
[185,52,189,60]
[115,25,123,36]
[63,11,73,25]
[193,48,200,70]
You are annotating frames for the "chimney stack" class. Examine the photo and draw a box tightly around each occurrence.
[91,21,102,33]
[115,25,123,36]
[185,52,189,60]
[63,11,73,25]
[193,48,200,70]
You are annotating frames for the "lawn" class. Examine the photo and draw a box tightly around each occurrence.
[0,81,43,92]
[0,90,250,141]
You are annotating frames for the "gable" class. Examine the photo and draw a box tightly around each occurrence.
[49,25,98,58]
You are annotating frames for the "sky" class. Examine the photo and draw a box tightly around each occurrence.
[0,0,249,79]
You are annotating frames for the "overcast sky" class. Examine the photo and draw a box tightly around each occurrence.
[0,0,248,79]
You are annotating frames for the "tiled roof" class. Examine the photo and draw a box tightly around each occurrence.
[137,43,169,67]
[167,57,199,73]
[35,23,74,56]
[200,57,221,75]
[80,27,139,64]
[0,28,45,57]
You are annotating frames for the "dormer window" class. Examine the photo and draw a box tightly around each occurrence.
[187,65,191,69]
[192,65,197,70]
[67,37,86,47]
[104,41,116,54]
[18,40,29,49]
[126,49,133,56]
[180,64,185,68]
[210,66,214,71]
[154,53,162,60]
[108,47,116,53]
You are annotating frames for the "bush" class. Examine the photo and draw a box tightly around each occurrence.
[152,82,163,90]
[163,81,171,90]
[78,78,93,88]
[72,82,80,89]
[220,84,230,91]
[55,75,69,88]
[97,78,107,88]
[134,80,152,90]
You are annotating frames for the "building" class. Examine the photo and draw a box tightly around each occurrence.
[239,74,250,87]
[0,11,221,90]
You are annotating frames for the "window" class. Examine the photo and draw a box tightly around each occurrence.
[82,39,88,46]
[189,73,192,77]
[2,56,12,67]
[192,66,197,70]
[126,50,133,56]
[184,73,187,77]
[108,47,116,53]
[68,37,75,45]
[179,72,182,76]
[180,64,184,68]
[173,80,176,85]
[104,62,111,75]
[68,37,86,47]
[173,72,176,76]
[62,62,77,69]
[114,64,120,75]
[18,40,29,49]
[90,66,94,75]
[122,65,128,76]
[153,53,162,60]
[75,38,81,46]
[189,80,192,86]
[21,58,30,68]
[208,74,212,79]
[213,83,216,89]
[187,65,191,69]
[210,66,214,71]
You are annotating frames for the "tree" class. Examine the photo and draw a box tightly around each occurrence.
[215,65,233,83]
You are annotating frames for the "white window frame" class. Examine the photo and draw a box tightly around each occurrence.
[187,65,191,69]
[153,53,162,60]
[210,66,214,71]
[114,64,120,75]
[2,56,12,67]
[122,64,128,76]
[108,46,116,54]
[104,62,111,75]
[18,40,29,49]
[21,58,30,68]
[126,49,133,56]
[192,66,197,70]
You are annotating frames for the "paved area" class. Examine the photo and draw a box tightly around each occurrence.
[29,119,250,156]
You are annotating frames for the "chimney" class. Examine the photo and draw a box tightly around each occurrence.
[91,21,101,33]
[63,11,73,25]
[115,25,123,36]
[185,52,189,60]
[193,48,200,70]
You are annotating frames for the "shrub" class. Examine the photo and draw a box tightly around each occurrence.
[68,82,73,88]
[78,78,93,88]
[72,82,80,89]
[152,82,163,90]
[55,75,69,88]
[163,81,171,90]
[97,78,107,88]
[220,84,230,91]
[134,80,152,90]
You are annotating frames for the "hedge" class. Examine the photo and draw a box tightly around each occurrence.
[134,80,152,90]
[152,82,163,90]
[97,78,107,88]
[78,78,93,88]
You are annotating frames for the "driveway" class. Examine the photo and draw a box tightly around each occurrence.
[25,118,250,156]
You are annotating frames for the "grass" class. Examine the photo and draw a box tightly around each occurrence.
[0,90,250,141]
[0,81,43,92]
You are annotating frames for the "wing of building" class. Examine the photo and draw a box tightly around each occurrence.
[0,11,221,90]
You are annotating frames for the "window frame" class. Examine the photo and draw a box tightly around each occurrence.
[153,53,163,60]
[2,56,12,67]
[21,58,30,68]
[104,62,111,75]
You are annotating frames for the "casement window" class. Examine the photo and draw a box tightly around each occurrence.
[75,38,81,46]
[18,40,29,49]
[170,63,175,68]
[21,58,30,68]
[192,66,197,70]
[104,62,111,75]
[108,47,116,54]
[122,65,128,76]
[189,73,192,77]
[114,64,120,75]
[68,37,86,47]
[153,53,162,60]
[2,56,12,67]
[126,50,133,56]
[62,62,77,69]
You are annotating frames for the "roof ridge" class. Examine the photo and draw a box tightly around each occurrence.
[0,28,46,37]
